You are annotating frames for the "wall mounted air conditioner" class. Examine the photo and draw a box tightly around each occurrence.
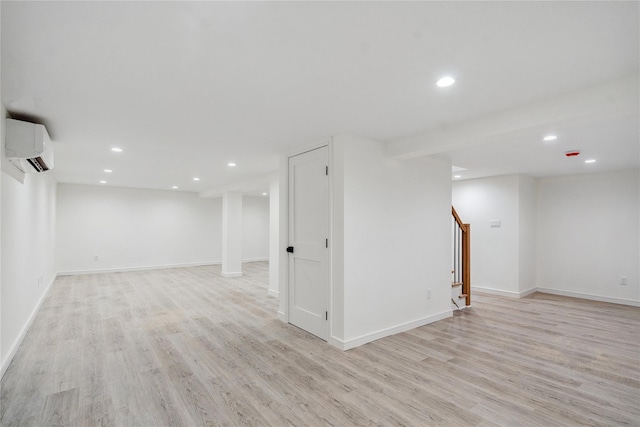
[5,118,54,173]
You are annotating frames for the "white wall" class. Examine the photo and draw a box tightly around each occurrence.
[0,14,3,370]
[56,184,223,273]
[452,175,524,295]
[537,169,639,305]
[56,185,271,274]
[1,152,57,375]
[332,134,452,349]
[242,195,269,261]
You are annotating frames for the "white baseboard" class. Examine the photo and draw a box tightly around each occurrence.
[520,287,538,297]
[58,259,268,276]
[243,258,269,263]
[57,261,220,276]
[1,273,57,379]
[333,309,453,351]
[536,287,640,307]
[474,285,639,307]
[221,271,243,278]
[473,285,535,298]
[277,310,287,322]
[267,289,279,298]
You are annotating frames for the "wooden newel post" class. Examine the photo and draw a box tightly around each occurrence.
[463,224,471,306]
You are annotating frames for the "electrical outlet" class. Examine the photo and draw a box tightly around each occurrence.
[621,277,627,285]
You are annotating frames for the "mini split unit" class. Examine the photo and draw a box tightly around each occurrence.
[5,118,54,173]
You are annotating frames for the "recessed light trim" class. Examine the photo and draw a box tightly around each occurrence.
[585,159,596,164]
[111,147,123,152]
[543,135,557,141]
[436,76,455,87]
[228,162,236,167]
[193,177,200,181]
[262,192,268,196]
[454,175,462,179]
[100,180,107,184]
[104,169,112,173]
[172,186,178,189]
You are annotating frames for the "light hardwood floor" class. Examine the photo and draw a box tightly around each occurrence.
[1,262,639,426]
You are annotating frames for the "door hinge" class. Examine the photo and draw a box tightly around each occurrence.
[326,311,328,320]
[325,166,328,175]
[326,238,328,248]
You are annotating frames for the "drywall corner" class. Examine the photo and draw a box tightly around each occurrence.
[518,175,536,293]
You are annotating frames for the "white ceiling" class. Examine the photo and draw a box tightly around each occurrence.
[2,1,638,194]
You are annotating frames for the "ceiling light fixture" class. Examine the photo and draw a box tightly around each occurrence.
[262,192,268,196]
[172,186,178,189]
[100,180,107,184]
[543,135,557,141]
[585,159,596,164]
[111,147,123,152]
[454,175,462,179]
[228,162,236,167]
[436,76,455,87]
[193,177,200,181]
[104,169,112,173]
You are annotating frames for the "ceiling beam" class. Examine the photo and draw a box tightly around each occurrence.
[386,76,639,160]
[199,173,274,199]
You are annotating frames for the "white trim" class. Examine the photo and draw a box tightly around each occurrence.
[286,139,331,159]
[1,274,57,379]
[277,310,287,322]
[473,285,534,298]
[221,271,243,278]
[243,257,269,263]
[519,287,538,297]
[536,287,640,307]
[331,310,453,351]
[328,336,344,349]
[57,259,267,276]
[474,285,639,307]
[267,289,279,298]
[57,261,220,276]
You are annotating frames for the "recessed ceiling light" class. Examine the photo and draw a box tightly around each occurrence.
[111,147,123,152]
[543,135,557,141]
[104,169,112,173]
[228,162,236,167]
[262,192,268,196]
[585,159,596,164]
[454,175,462,179]
[172,186,178,189]
[193,177,200,181]
[100,180,107,184]
[436,76,455,87]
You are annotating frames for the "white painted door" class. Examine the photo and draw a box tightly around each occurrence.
[288,146,329,341]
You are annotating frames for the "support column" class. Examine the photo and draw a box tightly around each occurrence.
[268,176,280,297]
[222,191,243,277]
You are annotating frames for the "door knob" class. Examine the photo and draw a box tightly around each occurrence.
[286,246,294,253]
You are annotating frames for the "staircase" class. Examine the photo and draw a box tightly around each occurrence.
[452,207,471,310]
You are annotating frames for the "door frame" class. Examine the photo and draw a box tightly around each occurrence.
[278,138,333,342]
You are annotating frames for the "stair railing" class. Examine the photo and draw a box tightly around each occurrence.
[452,207,471,307]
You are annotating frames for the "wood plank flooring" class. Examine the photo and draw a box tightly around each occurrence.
[1,262,639,426]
